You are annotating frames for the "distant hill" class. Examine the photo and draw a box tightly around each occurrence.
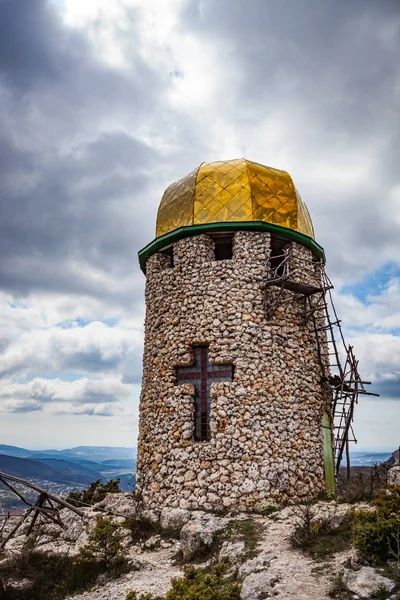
[26,446,136,463]
[30,454,104,472]
[101,459,136,469]
[349,452,392,467]
[0,445,136,501]
[0,445,31,458]
[0,445,136,464]
[0,454,93,485]
[31,458,103,479]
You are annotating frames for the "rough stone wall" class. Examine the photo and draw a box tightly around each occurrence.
[137,231,332,510]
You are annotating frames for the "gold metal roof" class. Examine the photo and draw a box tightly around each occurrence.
[156,159,314,240]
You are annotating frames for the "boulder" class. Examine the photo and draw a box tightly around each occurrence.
[388,466,400,486]
[238,554,270,579]
[95,493,135,516]
[343,567,395,598]
[240,570,280,600]
[218,541,245,562]
[180,515,226,561]
[160,508,191,534]
[143,534,161,551]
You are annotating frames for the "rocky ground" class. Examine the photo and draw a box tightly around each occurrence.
[1,488,399,600]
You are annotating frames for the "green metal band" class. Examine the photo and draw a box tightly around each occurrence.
[138,221,325,273]
[322,412,336,496]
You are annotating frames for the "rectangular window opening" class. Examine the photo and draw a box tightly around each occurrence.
[213,234,233,260]
[161,246,174,267]
[270,236,289,277]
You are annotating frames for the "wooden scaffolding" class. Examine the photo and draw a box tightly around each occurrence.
[0,472,84,549]
[264,244,378,476]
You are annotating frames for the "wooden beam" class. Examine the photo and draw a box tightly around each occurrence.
[0,472,85,517]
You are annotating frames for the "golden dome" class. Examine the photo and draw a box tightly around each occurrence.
[156,159,314,240]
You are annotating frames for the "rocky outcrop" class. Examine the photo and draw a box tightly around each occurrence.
[160,507,191,533]
[180,513,227,561]
[1,498,398,600]
[388,466,400,486]
[343,567,395,598]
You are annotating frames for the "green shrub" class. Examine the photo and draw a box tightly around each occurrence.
[291,505,352,559]
[123,516,160,544]
[372,586,391,600]
[126,564,240,600]
[337,464,389,504]
[328,572,352,599]
[67,478,121,507]
[253,501,280,516]
[0,551,107,599]
[352,510,400,564]
[351,484,400,564]
[79,515,128,576]
[374,485,400,517]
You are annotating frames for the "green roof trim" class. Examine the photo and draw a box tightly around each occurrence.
[138,221,325,273]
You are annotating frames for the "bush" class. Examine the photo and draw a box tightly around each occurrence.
[253,501,280,516]
[338,464,389,503]
[352,511,395,564]
[352,484,400,564]
[291,505,352,559]
[372,586,391,600]
[123,516,160,545]
[328,572,352,599]
[79,515,128,576]
[67,478,121,508]
[126,564,241,600]
[0,516,129,599]
[0,550,107,600]
[374,485,400,517]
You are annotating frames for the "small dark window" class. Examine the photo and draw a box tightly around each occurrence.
[214,235,233,260]
[270,236,288,277]
[161,246,174,267]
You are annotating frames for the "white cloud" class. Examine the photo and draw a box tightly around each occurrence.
[0,376,134,415]
[0,319,143,379]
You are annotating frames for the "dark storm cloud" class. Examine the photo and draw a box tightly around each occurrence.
[0,129,157,301]
[183,0,399,126]
[182,0,400,282]
[0,0,168,303]
[0,0,84,89]
[376,379,400,399]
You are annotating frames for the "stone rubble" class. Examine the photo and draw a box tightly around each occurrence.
[137,232,333,511]
[1,498,398,600]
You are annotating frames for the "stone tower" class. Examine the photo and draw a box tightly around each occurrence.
[137,159,335,511]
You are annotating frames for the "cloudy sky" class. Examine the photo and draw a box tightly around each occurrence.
[0,0,399,452]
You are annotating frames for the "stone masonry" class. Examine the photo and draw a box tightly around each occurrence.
[137,231,333,510]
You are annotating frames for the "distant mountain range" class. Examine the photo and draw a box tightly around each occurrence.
[348,451,393,467]
[0,445,136,492]
[0,444,394,500]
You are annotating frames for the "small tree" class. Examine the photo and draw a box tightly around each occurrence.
[67,478,121,507]
[125,564,241,600]
[79,516,127,574]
